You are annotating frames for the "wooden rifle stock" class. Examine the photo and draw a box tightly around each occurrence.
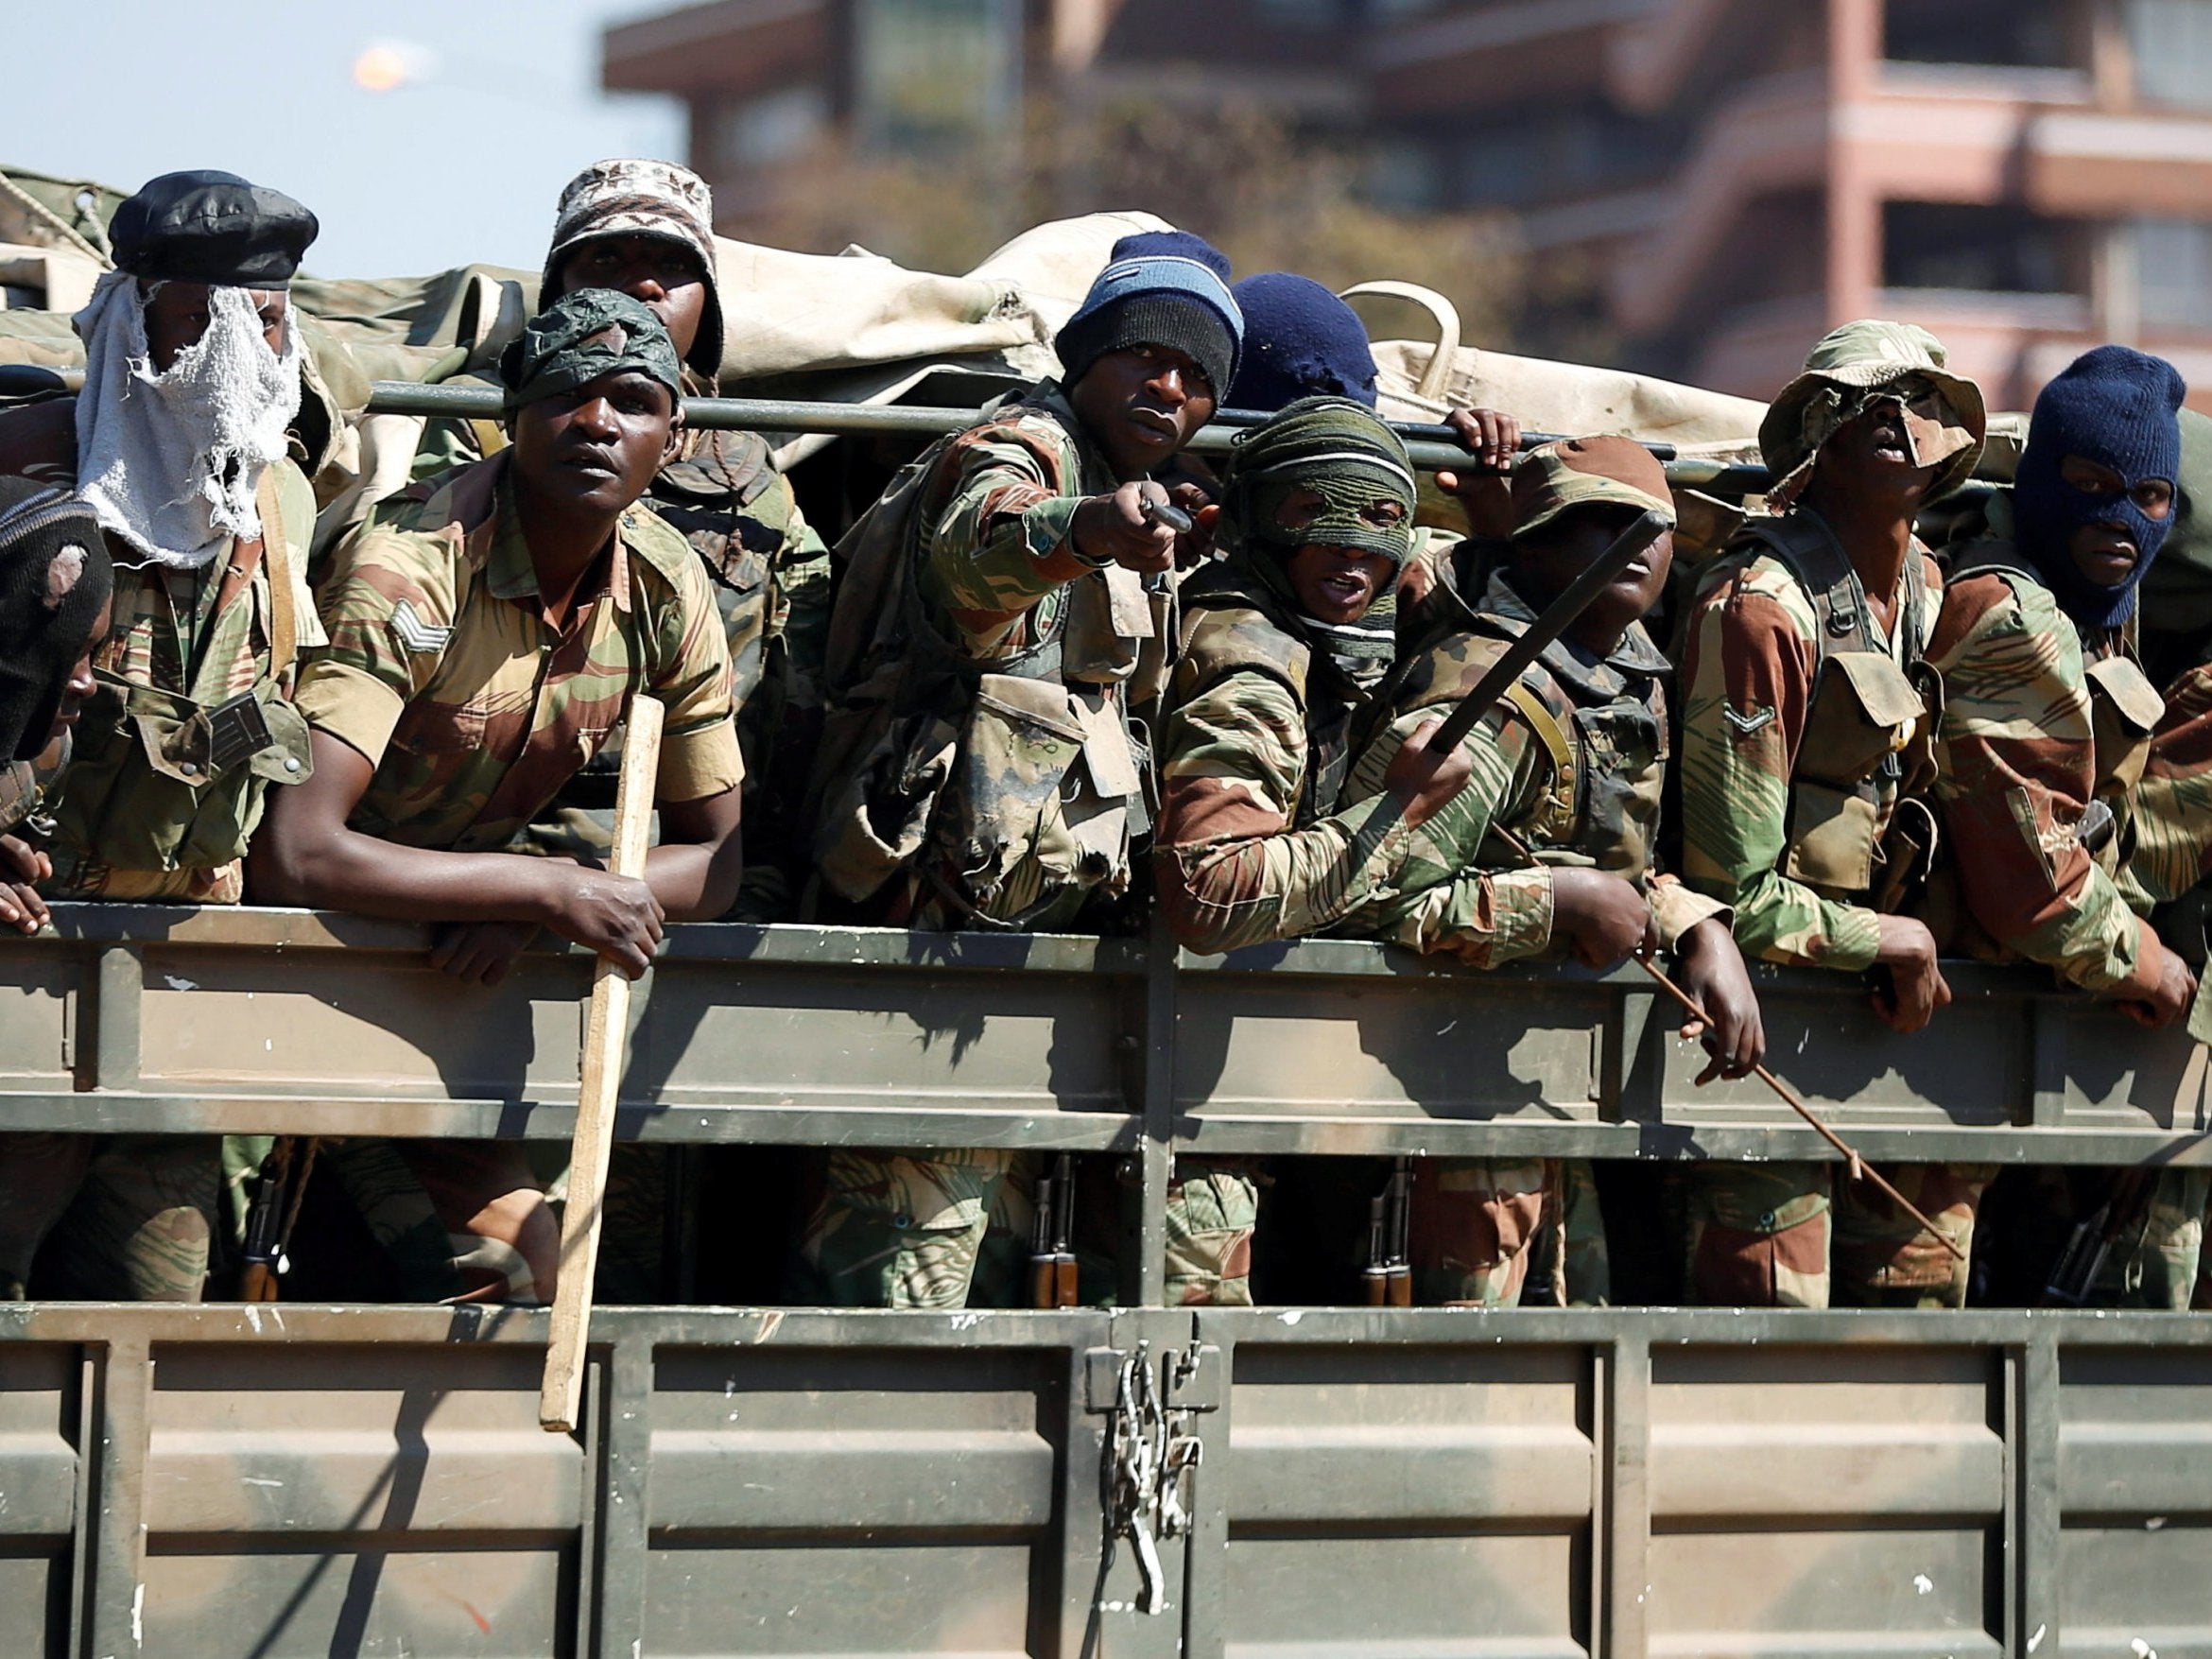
[1030,1152,1079,1309]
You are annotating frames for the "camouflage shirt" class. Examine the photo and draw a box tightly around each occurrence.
[43,458,325,902]
[1677,513,1943,970]
[293,453,742,852]
[1338,559,1719,966]
[2131,661,2212,912]
[412,395,827,761]
[1927,546,2154,994]
[1153,561,1421,954]
[914,380,1127,663]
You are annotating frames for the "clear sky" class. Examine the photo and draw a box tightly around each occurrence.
[5,1,685,280]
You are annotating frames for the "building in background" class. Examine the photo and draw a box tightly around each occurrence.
[605,0,2212,408]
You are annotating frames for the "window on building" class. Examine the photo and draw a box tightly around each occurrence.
[2131,0,2212,107]
[1367,141,1443,211]
[1884,201,2082,294]
[707,87,830,174]
[853,0,1022,151]
[1885,0,2069,67]
[2137,217,2212,329]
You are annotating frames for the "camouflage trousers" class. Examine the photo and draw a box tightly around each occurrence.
[1408,1157,1610,1307]
[793,1149,1261,1309]
[319,1139,550,1305]
[795,1149,1037,1309]
[2113,1167,2212,1309]
[1165,1157,1260,1307]
[0,1132,218,1300]
[2038,1166,2212,1310]
[1682,1162,1991,1308]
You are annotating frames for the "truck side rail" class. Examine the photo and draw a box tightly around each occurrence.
[0,903,2199,1168]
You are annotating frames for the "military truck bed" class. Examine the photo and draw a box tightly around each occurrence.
[3,906,2207,1655]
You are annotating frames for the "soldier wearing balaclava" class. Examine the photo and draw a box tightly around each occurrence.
[5,169,328,907]
[1929,343,2191,1016]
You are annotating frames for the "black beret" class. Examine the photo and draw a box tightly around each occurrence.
[111,170,319,289]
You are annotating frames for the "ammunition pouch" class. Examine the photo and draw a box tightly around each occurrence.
[2084,652,2163,801]
[1784,650,1924,894]
[1797,650,1922,788]
[51,672,313,875]
[812,682,959,905]
[942,675,1092,909]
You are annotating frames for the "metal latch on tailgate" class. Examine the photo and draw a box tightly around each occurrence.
[1085,1339,1218,1614]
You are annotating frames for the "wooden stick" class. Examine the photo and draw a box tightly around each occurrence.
[541,695,665,1432]
[1633,954,1966,1263]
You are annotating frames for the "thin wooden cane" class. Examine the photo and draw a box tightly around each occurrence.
[541,695,665,1431]
[1634,954,1966,1262]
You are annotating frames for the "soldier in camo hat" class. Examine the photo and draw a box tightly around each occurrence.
[1326,437,1764,1305]
[1675,320,1983,1307]
[406,155,829,928]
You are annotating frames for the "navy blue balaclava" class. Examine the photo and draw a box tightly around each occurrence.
[2015,344,2187,629]
[1226,273,1378,413]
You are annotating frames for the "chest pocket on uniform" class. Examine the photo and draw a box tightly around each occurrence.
[1797,651,1923,787]
[2084,653,2163,800]
[1786,650,1924,894]
[1571,698,1666,874]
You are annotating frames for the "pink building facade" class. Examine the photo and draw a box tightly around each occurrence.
[605,0,2212,409]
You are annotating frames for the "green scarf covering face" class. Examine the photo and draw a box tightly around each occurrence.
[1218,396,1419,683]
[500,286,684,414]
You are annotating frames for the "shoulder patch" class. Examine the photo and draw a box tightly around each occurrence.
[389,599,452,655]
[1721,702,1776,738]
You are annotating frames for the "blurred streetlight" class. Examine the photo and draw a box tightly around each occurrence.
[352,40,441,95]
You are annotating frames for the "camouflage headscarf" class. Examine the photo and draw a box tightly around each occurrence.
[499,287,684,416]
[1759,319,1986,505]
[1218,395,1418,682]
[1219,395,1418,572]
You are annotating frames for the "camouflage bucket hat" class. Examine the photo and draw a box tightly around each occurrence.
[1512,436,1676,539]
[2139,406,2212,635]
[544,158,723,380]
[1759,319,1987,503]
[500,287,684,414]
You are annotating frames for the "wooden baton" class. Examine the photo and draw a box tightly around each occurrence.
[541,694,665,1432]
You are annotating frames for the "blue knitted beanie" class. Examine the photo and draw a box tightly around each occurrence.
[2015,344,2187,629]
[1225,272,1378,413]
[1056,231,1242,399]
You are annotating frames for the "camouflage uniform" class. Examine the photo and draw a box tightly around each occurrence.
[43,457,323,901]
[1153,561,1415,1305]
[417,402,830,920]
[1676,320,1986,1308]
[1928,496,2167,995]
[0,449,322,1304]
[1338,520,1725,1305]
[294,451,742,1301]
[800,382,1165,1308]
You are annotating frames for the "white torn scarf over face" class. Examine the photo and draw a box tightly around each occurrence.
[72,270,303,570]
